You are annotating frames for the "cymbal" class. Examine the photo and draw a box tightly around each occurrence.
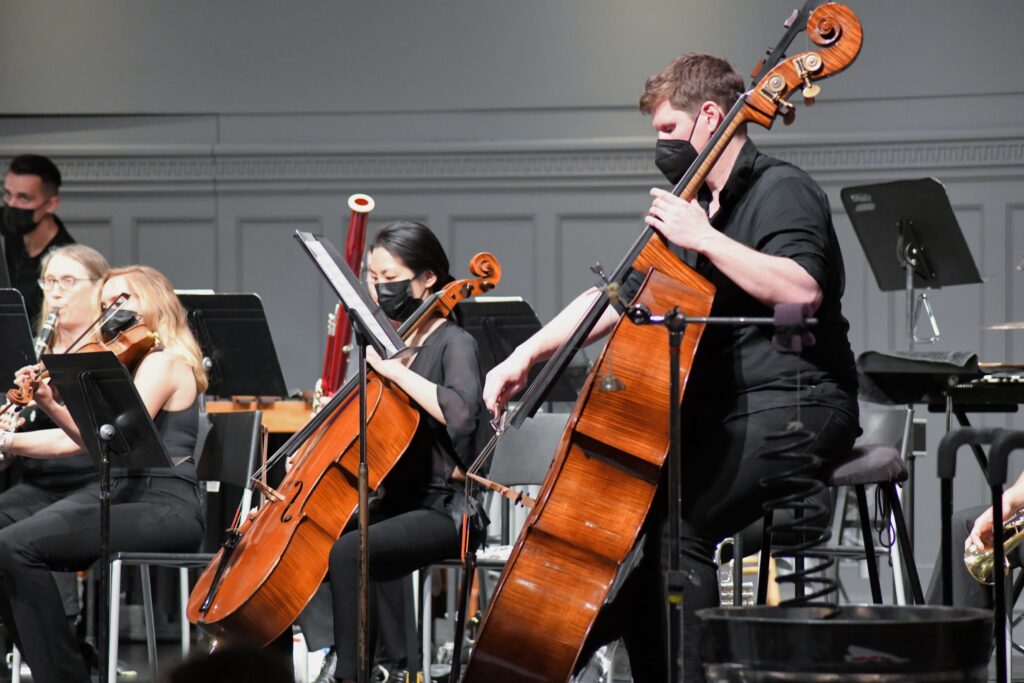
[985,321,1024,330]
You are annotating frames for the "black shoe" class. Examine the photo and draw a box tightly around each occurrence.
[313,646,336,683]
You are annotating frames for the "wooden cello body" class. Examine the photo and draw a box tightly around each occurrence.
[186,252,502,645]
[464,4,862,680]
[465,243,713,682]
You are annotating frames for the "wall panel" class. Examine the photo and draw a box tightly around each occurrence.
[134,219,216,289]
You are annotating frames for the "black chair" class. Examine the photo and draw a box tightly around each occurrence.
[755,403,925,607]
[105,410,263,683]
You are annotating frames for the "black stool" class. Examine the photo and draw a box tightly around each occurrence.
[756,444,925,605]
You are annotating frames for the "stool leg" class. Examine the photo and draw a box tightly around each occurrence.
[140,565,158,679]
[756,511,773,606]
[422,571,432,683]
[884,482,925,605]
[854,485,883,604]
[108,560,122,683]
[179,567,190,657]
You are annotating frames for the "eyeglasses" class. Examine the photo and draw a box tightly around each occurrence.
[38,276,96,291]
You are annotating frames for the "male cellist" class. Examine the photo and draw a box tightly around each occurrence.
[484,52,859,682]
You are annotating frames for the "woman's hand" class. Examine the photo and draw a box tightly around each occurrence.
[483,348,533,420]
[365,347,406,384]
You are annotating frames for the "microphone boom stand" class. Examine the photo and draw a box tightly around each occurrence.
[624,302,815,681]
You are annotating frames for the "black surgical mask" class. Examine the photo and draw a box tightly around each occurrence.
[653,116,701,185]
[1,205,41,237]
[375,280,421,322]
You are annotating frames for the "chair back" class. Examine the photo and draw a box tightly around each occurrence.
[856,401,909,450]
[195,411,263,552]
[486,411,568,545]
[489,412,568,487]
[195,411,263,489]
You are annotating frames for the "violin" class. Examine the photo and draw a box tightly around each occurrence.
[3,311,159,409]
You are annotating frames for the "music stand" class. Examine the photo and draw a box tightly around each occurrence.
[0,289,34,388]
[458,297,580,404]
[42,351,172,683]
[294,230,405,683]
[841,178,982,351]
[177,293,289,398]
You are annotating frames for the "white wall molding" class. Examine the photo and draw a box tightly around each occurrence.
[11,133,1019,196]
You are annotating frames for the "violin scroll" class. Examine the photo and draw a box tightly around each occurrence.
[467,251,502,286]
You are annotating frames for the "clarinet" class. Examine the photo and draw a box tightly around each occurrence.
[34,310,60,360]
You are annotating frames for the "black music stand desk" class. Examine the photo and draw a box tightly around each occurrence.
[458,297,580,404]
[177,293,288,399]
[0,289,34,387]
[43,351,171,683]
[841,178,982,350]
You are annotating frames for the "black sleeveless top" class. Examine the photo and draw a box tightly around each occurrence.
[112,393,200,483]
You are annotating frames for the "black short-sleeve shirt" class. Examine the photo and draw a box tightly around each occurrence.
[624,139,857,419]
[3,216,75,325]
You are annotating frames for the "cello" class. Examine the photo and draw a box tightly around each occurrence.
[186,250,502,645]
[463,4,862,680]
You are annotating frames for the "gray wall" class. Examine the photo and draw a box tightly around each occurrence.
[2,0,1023,591]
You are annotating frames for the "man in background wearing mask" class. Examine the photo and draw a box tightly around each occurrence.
[3,155,75,324]
[482,52,858,682]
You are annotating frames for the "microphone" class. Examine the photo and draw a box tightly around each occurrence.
[33,310,60,360]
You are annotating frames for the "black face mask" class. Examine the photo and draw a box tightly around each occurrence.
[375,280,421,322]
[1,205,41,237]
[653,116,701,185]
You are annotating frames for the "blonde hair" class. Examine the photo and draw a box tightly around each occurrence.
[101,265,209,393]
[38,244,109,338]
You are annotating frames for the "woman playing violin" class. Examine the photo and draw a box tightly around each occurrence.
[0,264,207,683]
[0,244,107,620]
[322,221,490,683]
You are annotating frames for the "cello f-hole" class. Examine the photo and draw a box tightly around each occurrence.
[280,481,305,523]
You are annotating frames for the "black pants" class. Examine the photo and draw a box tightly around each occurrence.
[925,505,1024,609]
[0,476,204,683]
[581,403,858,683]
[330,505,460,680]
[0,479,95,616]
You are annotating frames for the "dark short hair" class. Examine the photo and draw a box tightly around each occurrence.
[371,221,454,292]
[639,52,745,116]
[8,154,62,195]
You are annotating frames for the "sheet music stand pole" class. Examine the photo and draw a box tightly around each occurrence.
[96,419,116,683]
[352,324,371,683]
[44,352,173,683]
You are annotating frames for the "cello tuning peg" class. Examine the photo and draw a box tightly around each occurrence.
[802,82,820,105]
[777,99,796,126]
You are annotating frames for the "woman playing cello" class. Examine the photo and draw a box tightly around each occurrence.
[319,220,490,683]
[0,264,207,683]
